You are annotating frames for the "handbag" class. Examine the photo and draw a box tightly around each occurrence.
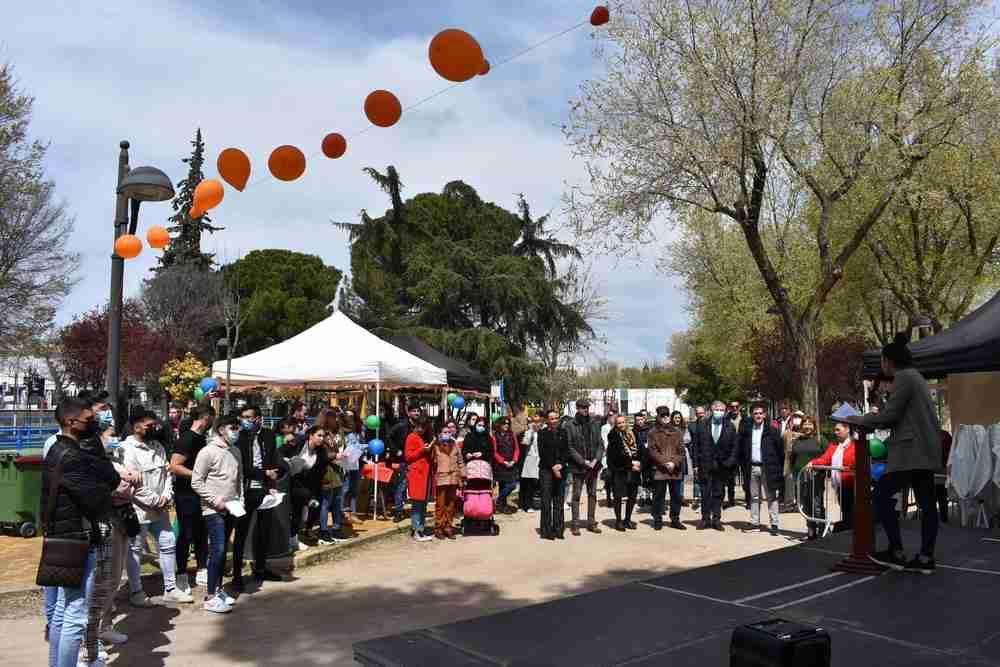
[35,447,92,588]
[117,503,141,538]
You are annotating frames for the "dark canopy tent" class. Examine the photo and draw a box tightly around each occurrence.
[386,335,490,393]
[863,291,1000,379]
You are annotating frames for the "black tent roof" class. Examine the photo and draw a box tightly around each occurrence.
[386,335,490,393]
[863,290,1000,379]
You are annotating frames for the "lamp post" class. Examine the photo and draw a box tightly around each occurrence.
[216,337,230,412]
[105,141,174,413]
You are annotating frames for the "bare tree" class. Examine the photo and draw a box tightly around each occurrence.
[141,264,220,358]
[215,267,248,413]
[564,0,993,415]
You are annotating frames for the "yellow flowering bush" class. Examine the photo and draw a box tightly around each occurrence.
[159,353,209,400]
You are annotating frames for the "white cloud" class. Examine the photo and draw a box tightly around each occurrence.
[8,0,688,365]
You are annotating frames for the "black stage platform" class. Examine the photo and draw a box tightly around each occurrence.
[354,523,1000,666]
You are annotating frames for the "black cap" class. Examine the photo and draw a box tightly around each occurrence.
[576,398,591,409]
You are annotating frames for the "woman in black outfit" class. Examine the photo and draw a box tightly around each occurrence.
[288,425,329,548]
[607,415,642,531]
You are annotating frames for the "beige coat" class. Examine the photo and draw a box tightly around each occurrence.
[433,442,465,486]
[191,437,244,516]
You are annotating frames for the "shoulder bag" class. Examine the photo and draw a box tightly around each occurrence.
[35,447,91,588]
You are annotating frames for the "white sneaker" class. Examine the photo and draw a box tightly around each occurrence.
[77,659,106,667]
[219,591,236,606]
[525,508,534,513]
[176,573,191,594]
[99,629,128,645]
[416,532,434,542]
[195,568,208,587]
[203,596,232,614]
[295,540,309,552]
[163,587,194,603]
[129,591,153,607]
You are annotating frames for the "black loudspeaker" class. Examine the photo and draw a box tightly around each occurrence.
[730,619,831,667]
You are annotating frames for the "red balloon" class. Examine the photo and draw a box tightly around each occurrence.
[590,5,610,26]
[322,133,347,159]
[364,90,402,128]
[479,59,490,76]
[268,145,306,181]
[114,234,142,259]
[428,29,484,83]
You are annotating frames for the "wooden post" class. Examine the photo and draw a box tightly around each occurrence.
[832,420,884,575]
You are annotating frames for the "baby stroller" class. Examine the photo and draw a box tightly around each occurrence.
[462,460,500,536]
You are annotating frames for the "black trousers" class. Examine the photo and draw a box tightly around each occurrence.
[700,473,726,522]
[877,469,938,557]
[833,485,855,532]
[539,471,566,538]
[174,494,207,575]
[612,472,639,523]
[651,479,683,523]
[519,477,539,511]
[936,484,949,524]
[231,490,267,575]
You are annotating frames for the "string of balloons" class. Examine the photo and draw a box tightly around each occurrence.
[114,5,611,260]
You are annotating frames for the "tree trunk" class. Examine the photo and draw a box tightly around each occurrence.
[793,322,820,419]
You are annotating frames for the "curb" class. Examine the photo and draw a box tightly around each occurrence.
[0,521,414,605]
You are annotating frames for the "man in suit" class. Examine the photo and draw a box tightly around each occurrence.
[736,404,785,535]
[232,405,283,587]
[687,406,705,510]
[692,400,738,531]
[563,399,605,536]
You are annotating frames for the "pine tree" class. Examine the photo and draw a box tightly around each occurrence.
[157,128,222,271]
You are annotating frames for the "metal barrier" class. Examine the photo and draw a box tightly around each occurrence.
[795,464,851,537]
[0,425,58,452]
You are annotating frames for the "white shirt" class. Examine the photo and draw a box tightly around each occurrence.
[298,443,317,471]
[249,434,264,489]
[831,440,850,490]
[43,433,60,459]
[712,420,722,443]
[751,425,763,463]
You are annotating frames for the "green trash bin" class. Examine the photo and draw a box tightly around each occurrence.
[0,451,44,538]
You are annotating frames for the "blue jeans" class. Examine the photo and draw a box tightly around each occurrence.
[49,549,96,667]
[394,463,408,514]
[205,513,226,596]
[319,486,343,532]
[128,517,177,593]
[43,585,57,626]
[410,500,427,535]
[343,469,360,513]
[497,479,518,505]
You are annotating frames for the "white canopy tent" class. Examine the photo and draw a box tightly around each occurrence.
[210,311,447,390]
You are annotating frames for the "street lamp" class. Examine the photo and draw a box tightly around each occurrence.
[216,338,230,412]
[105,141,174,413]
[912,315,933,340]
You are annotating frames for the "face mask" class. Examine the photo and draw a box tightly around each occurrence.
[226,430,239,445]
[475,425,486,434]
[440,434,453,443]
[105,436,120,451]
[240,418,255,432]
[712,410,725,420]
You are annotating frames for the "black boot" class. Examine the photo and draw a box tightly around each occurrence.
[625,500,637,529]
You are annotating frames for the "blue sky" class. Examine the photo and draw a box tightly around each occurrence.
[8,0,688,367]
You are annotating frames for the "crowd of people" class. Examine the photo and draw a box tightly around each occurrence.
[37,334,945,666]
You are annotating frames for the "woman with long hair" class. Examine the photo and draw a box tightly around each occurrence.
[338,409,365,524]
[404,416,435,541]
[670,411,690,504]
[607,415,642,531]
[493,417,520,513]
[790,416,824,539]
[289,424,329,551]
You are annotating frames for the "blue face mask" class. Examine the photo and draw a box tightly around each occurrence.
[240,418,255,432]
[475,425,486,434]
[105,436,120,451]
[98,409,115,428]
[226,429,240,445]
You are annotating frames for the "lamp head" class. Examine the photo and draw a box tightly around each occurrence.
[118,166,174,202]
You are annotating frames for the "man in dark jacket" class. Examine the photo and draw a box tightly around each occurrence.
[633,411,653,506]
[42,397,119,665]
[692,400,738,531]
[563,399,605,535]
[232,405,282,587]
[727,400,752,509]
[388,403,421,522]
[687,406,705,510]
[538,409,571,539]
[736,404,784,535]
[647,406,686,530]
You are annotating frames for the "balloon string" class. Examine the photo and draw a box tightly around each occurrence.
[236,19,592,193]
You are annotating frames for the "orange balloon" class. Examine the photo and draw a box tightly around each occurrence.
[147,225,170,249]
[268,145,306,181]
[115,234,142,259]
[364,90,402,128]
[193,178,224,211]
[429,29,485,83]
[190,206,204,219]
[217,148,251,191]
[590,5,610,26]
[479,59,490,76]
[322,133,347,159]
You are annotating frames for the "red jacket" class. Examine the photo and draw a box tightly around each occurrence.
[404,432,433,502]
[810,441,856,488]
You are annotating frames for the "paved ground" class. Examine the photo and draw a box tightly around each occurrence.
[3,493,811,666]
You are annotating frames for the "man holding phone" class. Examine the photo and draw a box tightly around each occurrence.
[232,406,282,588]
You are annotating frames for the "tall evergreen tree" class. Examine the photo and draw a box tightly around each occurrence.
[157,128,222,271]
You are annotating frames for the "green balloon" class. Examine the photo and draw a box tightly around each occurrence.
[447,392,458,406]
[366,414,381,430]
[869,438,887,458]
[492,413,503,423]
[193,387,205,401]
